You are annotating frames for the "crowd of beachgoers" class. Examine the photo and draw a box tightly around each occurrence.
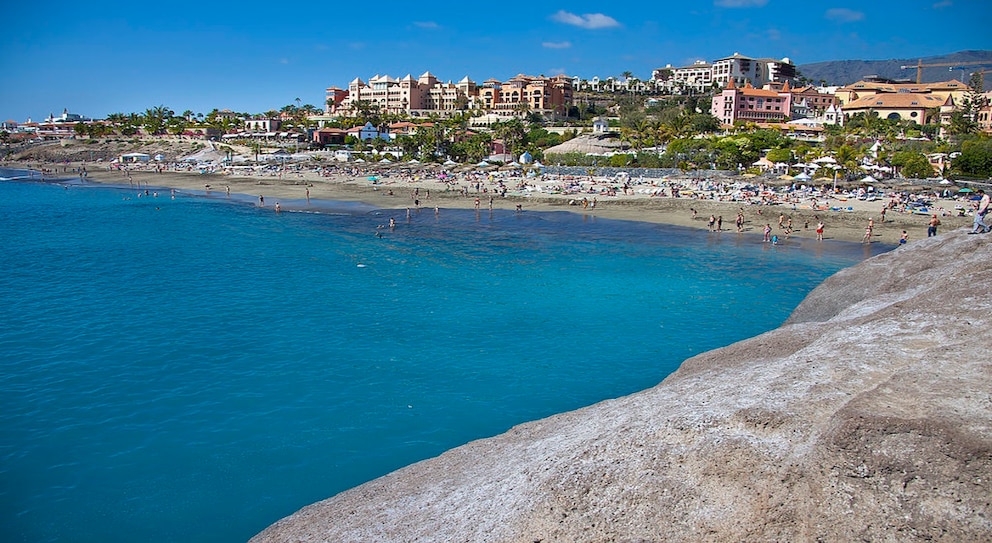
[8,155,987,244]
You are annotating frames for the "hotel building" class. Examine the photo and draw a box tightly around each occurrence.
[326,72,572,119]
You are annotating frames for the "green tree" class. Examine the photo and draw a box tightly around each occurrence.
[892,150,933,179]
[142,105,173,135]
[765,148,792,164]
[954,137,992,177]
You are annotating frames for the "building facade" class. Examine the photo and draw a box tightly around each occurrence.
[840,93,950,124]
[834,79,971,107]
[326,72,571,119]
[650,53,796,94]
[478,74,573,117]
[711,79,793,126]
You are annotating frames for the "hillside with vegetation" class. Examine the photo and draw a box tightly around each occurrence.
[798,50,992,87]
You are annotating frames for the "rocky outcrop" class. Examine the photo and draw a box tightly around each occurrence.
[252,230,992,542]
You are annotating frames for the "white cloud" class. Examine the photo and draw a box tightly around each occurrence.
[766,28,782,40]
[547,67,568,76]
[413,21,440,29]
[280,58,290,65]
[825,8,865,22]
[932,0,952,8]
[542,41,572,49]
[550,10,621,29]
[714,0,768,7]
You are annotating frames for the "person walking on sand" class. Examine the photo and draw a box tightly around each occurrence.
[970,189,990,234]
[862,223,873,244]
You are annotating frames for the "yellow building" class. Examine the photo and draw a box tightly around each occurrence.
[835,79,970,107]
[840,93,951,124]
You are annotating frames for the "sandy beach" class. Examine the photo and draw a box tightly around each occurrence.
[17,159,978,244]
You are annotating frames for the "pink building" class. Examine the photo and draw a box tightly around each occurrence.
[711,79,793,126]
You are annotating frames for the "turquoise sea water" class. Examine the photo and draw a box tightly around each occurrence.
[0,170,890,542]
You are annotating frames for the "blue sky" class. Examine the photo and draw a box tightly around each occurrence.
[1,0,989,121]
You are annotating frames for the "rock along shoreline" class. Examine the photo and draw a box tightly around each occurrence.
[251,229,991,542]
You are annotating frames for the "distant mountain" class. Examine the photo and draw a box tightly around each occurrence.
[797,50,992,89]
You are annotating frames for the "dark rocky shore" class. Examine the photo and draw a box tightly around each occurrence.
[251,228,990,542]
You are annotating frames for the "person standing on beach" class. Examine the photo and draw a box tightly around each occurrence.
[763,223,772,242]
[717,216,723,231]
[816,220,824,241]
[928,214,940,237]
[707,215,716,231]
[258,195,264,207]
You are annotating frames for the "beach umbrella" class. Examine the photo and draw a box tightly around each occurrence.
[958,187,974,193]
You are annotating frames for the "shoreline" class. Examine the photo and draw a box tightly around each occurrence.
[5,161,976,244]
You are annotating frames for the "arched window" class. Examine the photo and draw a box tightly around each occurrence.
[887,112,901,121]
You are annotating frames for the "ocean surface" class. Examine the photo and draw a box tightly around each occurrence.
[0,168,890,542]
